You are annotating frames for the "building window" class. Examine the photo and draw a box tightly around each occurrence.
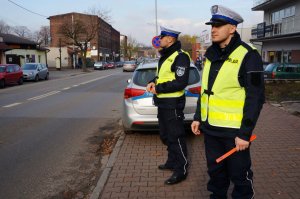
[271,6,296,24]
[283,51,291,63]
[273,23,281,35]
[276,51,282,63]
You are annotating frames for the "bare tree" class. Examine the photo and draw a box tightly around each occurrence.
[33,26,50,46]
[59,15,99,71]
[85,7,113,24]
[0,20,12,34]
[126,35,139,60]
[178,34,197,56]
[13,26,31,38]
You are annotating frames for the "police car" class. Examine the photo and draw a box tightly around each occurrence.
[122,60,201,133]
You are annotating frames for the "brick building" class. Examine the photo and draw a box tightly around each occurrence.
[48,12,120,68]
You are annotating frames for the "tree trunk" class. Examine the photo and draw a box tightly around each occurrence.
[82,50,88,72]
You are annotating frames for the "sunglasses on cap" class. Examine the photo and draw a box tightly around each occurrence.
[211,22,229,27]
[159,35,167,39]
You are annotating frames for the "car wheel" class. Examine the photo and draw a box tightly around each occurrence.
[18,77,23,85]
[35,75,39,82]
[0,79,5,88]
[45,73,49,80]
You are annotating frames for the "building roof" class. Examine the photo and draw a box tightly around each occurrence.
[0,42,11,50]
[252,0,295,11]
[0,33,37,45]
[47,12,97,19]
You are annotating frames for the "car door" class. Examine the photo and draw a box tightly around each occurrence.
[296,66,300,79]
[275,65,284,79]
[38,64,45,79]
[5,65,14,83]
[283,65,297,79]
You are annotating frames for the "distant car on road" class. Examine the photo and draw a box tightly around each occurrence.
[264,63,300,80]
[122,61,201,133]
[22,63,49,81]
[116,61,124,68]
[94,62,107,70]
[123,61,137,72]
[0,64,23,88]
[106,62,116,69]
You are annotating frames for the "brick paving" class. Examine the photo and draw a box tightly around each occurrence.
[99,104,300,199]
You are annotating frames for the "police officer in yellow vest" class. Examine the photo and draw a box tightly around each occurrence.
[147,26,190,185]
[191,5,265,199]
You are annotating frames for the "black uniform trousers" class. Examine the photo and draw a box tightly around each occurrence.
[157,107,188,176]
[204,133,254,199]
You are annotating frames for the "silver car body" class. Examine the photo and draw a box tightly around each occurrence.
[94,62,106,70]
[123,61,137,72]
[122,61,201,132]
[22,63,49,81]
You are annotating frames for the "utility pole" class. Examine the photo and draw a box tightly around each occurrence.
[72,14,75,69]
[155,0,158,35]
[59,38,62,70]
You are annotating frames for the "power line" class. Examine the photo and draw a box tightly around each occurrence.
[8,0,48,18]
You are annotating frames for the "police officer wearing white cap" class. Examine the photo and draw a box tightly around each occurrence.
[191,5,265,198]
[147,26,190,185]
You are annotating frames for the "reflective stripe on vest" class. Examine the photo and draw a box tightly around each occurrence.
[201,45,252,128]
[156,50,190,98]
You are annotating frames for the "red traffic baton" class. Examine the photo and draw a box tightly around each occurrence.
[216,134,257,163]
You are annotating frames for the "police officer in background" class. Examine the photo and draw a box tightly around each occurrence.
[147,26,190,185]
[191,5,265,199]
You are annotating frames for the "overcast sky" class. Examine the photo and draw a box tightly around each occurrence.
[1,0,263,45]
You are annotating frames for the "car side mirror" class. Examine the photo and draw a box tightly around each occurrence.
[127,79,131,84]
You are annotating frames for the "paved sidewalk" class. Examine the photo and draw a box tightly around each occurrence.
[99,104,300,199]
[49,68,91,79]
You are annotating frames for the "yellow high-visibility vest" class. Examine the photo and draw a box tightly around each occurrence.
[156,50,190,98]
[201,45,255,128]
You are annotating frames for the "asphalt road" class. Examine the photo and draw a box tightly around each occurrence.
[0,68,132,199]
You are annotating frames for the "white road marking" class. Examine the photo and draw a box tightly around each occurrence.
[80,74,113,85]
[3,102,22,108]
[3,73,115,107]
[27,91,61,101]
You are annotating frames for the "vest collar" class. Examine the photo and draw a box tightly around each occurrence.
[205,32,242,62]
[159,41,181,58]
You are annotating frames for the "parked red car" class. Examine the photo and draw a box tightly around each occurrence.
[106,62,116,69]
[0,64,23,88]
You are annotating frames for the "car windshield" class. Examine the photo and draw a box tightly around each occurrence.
[133,67,200,87]
[22,64,37,70]
[0,66,5,72]
[188,67,201,85]
[265,63,276,72]
[124,61,135,64]
[133,68,156,87]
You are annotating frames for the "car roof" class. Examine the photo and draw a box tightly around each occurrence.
[136,61,196,70]
[0,64,18,66]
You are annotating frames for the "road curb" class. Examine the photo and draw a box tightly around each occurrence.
[89,131,125,199]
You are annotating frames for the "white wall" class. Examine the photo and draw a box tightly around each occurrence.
[5,49,47,66]
[47,47,69,68]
